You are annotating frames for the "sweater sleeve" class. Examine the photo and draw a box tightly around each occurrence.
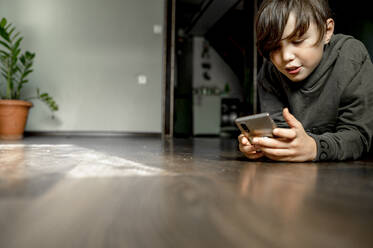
[309,54,373,161]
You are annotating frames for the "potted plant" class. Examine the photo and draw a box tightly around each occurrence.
[0,17,58,140]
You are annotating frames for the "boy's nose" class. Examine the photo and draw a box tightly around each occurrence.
[282,47,295,62]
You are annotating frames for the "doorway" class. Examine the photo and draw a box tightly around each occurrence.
[162,0,259,137]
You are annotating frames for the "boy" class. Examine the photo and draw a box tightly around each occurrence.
[238,0,373,161]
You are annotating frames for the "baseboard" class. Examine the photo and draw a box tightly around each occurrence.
[24,131,162,138]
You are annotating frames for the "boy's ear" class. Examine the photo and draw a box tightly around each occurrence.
[324,18,335,44]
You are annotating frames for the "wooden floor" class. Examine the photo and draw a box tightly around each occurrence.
[1,135,373,248]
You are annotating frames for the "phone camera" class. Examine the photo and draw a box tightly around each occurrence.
[241,123,250,132]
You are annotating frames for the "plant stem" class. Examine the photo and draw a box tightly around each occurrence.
[23,96,37,101]
[6,58,11,99]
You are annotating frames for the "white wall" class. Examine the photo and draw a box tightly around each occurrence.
[193,37,241,99]
[0,0,164,132]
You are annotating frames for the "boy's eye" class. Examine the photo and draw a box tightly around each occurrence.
[293,39,304,45]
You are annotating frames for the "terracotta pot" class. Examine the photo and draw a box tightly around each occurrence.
[0,100,33,140]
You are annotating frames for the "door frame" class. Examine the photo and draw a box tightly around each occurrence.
[162,0,176,137]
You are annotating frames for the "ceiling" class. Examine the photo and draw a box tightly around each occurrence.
[176,0,243,35]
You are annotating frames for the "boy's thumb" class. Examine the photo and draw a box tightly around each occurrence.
[283,108,301,129]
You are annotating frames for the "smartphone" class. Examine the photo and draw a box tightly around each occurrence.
[235,113,277,142]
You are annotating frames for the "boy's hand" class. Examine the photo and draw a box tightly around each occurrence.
[238,132,264,160]
[251,108,317,162]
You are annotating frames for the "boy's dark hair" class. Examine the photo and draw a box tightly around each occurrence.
[256,0,332,59]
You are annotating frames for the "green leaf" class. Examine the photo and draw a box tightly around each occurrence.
[25,51,35,60]
[8,27,15,37]
[0,50,9,57]
[0,18,6,28]
[0,29,10,41]
[19,55,26,64]
[23,69,33,77]
[37,91,59,112]
[0,40,11,50]
[13,36,23,47]
[13,48,21,58]
[11,31,20,41]
[4,23,13,32]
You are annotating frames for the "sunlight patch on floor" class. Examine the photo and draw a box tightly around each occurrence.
[0,144,167,178]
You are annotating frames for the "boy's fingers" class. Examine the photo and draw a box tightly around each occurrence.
[245,152,264,160]
[252,137,290,149]
[273,128,297,139]
[239,143,254,152]
[238,134,248,144]
[283,108,302,129]
[240,144,264,159]
[238,133,251,145]
[260,147,292,157]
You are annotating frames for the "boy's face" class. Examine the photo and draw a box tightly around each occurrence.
[269,13,333,82]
